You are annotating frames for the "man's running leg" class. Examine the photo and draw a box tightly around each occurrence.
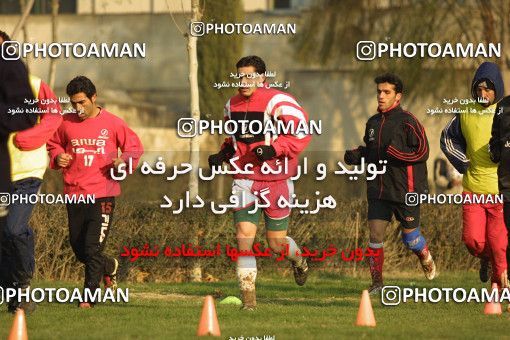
[462,199,490,282]
[82,197,115,305]
[236,220,257,310]
[232,179,260,310]
[367,199,393,294]
[367,219,387,294]
[2,178,41,313]
[486,202,508,288]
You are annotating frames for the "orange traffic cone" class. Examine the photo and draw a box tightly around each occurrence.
[8,309,28,340]
[356,290,376,327]
[484,283,502,315]
[197,295,221,337]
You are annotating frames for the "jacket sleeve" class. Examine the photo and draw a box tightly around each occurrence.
[217,101,235,159]
[116,120,144,169]
[14,81,63,150]
[440,114,469,174]
[489,102,505,163]
[269,95,312,158]
[46,126,66,169]
[218,137,235,159]
[344,122,369,165]
[0,60,38,136]
[386,115,429,164]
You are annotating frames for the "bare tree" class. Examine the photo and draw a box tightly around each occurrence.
[12,0,35,70]
[187,0,203,283]
[48,0,59,89]
[165,0,204,282]
[188,0,202,204]
[294,0,509,100]
[197,0,244,200]
[12,0,34,39]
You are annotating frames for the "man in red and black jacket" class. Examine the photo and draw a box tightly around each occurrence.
[208,56,311,310]
[344,73,435,294]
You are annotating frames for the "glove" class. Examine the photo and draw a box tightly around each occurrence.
[344,146,365,165]
[208,144,236,169]
[344,150,358,165]
[253,145,276,162]
[488,143,501,164]
[208,153,224,168]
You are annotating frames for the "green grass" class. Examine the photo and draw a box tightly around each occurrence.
[0,272,509,339]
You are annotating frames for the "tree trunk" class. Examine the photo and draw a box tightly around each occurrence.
[188,0,203,283]
[12,0,34,39]
[499,0,510,85]
[188,0,201,202]
[13,0,35,70]
[48,0,59,89]
[215,134,225,200]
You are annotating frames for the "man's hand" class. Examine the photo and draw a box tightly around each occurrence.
[12,133,21,150]
[253,145,276,162]
[344,150,355,165]
[208,144,236,169]
[344,146,365,165]
[208,153,225,168]
[57,153,73,168]
[112,157,126,171]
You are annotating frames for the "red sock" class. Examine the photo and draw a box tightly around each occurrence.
[368,246,384,284]
[414,244,430,261]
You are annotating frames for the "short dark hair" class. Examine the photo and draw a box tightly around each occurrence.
[374,73,403,94]
[66,76,96,99]
[0,30,11,44]
[236,55,266,74]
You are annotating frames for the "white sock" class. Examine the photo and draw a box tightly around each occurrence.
[285,236,303,264]
[237,256,257,291]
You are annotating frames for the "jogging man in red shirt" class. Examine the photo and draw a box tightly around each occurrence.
[47,76,143,308]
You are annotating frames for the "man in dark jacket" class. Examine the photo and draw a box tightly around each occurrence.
[345,73,435,294]
[489,72,510,287]
[0,31,38,267]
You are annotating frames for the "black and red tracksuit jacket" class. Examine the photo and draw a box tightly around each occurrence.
[351,105,429,203]
[220,86,311,181]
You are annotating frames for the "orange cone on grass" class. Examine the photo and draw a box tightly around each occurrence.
[197,295,221,336]
[484,282,502,315]
[356,289,376,327]
[8,309,28,340]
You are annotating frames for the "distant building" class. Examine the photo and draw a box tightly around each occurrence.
[0,0,314,15]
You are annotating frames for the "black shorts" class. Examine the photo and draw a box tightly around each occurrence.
[367,199,420,229]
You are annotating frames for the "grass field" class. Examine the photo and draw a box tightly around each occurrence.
[0,271,509,340]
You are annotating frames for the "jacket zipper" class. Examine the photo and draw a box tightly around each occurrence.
[378,114,386,199]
